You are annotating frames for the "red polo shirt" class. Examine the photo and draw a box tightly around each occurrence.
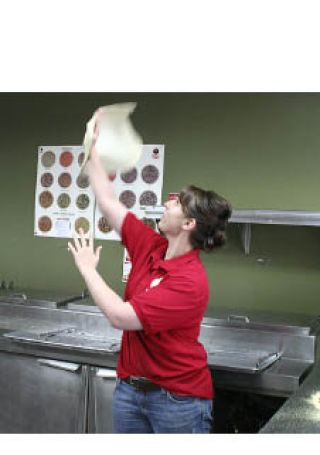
[117,212,213,399]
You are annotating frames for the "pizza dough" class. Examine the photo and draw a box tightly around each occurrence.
[80,102,143,175]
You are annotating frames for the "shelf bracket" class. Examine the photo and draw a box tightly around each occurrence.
[240,223,251,255]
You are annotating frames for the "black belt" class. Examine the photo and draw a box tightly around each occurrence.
[123,376,161,391]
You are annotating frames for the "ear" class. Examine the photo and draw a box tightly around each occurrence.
[182,217,196,232]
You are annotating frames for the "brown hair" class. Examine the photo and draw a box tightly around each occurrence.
[179,185,232,252]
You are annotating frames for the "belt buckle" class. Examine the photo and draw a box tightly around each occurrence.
[129,377,146,391]
[133,378,145,391]
[127,377,139,390]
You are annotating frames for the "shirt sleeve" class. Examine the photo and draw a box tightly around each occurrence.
[128,275,207,334]
[121,212,164,262]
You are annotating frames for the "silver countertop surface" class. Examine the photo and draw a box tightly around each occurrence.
[1,298,320,427]
[260,337,320,433]
[0,300,121,367]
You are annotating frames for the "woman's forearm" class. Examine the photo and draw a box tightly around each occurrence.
[87,155,127,233]
[79,266,142,331]
[87,159,118,211]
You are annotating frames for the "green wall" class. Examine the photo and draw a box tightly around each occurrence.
[1,93,320,316]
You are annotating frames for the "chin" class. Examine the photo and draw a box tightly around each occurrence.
[158,219,167,232]
[157,223,166,238]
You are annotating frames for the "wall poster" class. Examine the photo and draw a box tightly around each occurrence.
[35,145,165,241]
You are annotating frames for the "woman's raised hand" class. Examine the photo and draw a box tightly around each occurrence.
[68,229,102,275]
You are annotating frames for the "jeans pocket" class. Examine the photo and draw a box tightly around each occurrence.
[166,391,197,404]
[201,399,213,422]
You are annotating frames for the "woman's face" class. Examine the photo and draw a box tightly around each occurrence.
[158,197,186,236]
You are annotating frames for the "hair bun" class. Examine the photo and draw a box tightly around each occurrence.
[219,206,232,221]
[213,230,227,247]
[179,184,231,253]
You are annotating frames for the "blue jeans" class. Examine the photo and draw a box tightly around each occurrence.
[112,379,213,433]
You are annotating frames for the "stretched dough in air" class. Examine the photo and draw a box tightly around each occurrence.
[80,102,143,175]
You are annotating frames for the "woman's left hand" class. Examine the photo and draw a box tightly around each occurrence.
[68,229,102,275]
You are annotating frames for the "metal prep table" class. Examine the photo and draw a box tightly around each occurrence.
[0,290,110,434]
[200,307,320,432]
[1,294,320,433]
[201,307,320,397]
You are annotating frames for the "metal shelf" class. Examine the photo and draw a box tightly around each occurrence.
[230,209,320,227]
[231,209,320,254]
[143,207,320,255]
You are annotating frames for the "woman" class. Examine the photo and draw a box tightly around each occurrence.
[68,112,232,433]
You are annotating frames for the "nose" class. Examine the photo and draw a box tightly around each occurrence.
[165,200,170,209]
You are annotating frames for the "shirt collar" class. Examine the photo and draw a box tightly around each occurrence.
[150,245,200,273]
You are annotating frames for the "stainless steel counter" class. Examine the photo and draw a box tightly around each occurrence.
[0,298,119,433]
[260,335,320,433]
[0,299,121,368]
[1,297,320,433]
[1,299,318,396]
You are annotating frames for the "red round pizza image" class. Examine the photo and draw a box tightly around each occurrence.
[38,216,52,232]
[58,172,72,188]
[60,151,73,167]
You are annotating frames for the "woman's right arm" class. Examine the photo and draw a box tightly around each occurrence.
[86,110,128,235]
